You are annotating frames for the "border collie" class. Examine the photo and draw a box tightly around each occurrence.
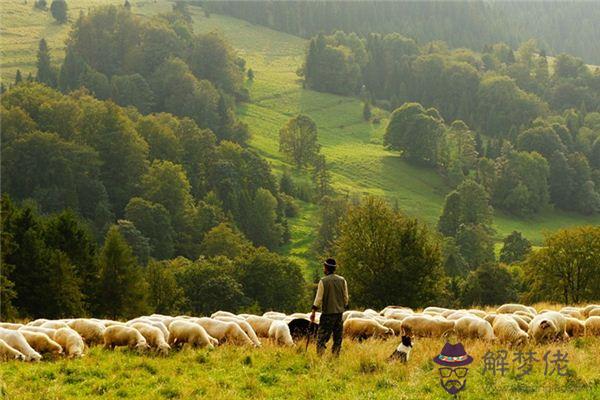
[388,335,413,362]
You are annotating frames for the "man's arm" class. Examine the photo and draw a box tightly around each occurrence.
[343,279,349,309]
[312,280,324,311]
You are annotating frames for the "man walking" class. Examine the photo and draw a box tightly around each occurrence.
[310,258,349,356]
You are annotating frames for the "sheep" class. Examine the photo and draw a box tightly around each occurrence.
[400,316,455,338]
[467,309,488,319]
[381,319,404,335]
[510,315,530,332]
[454,317,495,341]
[262,311,287,320]
[497,304,532,315]
[584,317,600,336]
[588,308,600,317]
[27,319,49,327]
[582,305,600,318]
[103,325,149,353]
[0,328,42,361]
[380,306,413,317]
[446,311,476,321]
[130,323,170,355]
[54,328,85,358]
[168,320,215,348]
[126,318,170,342]
[492,315,529,347]
[484,313,497,325]
[565,317,585,338]
[560,309,585,320]
[0,322,23,330]
[528,312,568,343]
[210,311,239,319]
[422,306,449,315]
[193,318,255,347]
[19,326,57,338]
[19,331,62,355]
[343,318,394,340]
[0,338,26,361]
[213,316,261,347]
[268,320,294,346]
[343,311,368,321]
[101,320,126,327]
[441,309,461,318]
[40,321,69,330]
[245,315,274,338]
[364,309,379,317]
[513,311,534,322]
[383,311,413,321]
[68,319,105,345]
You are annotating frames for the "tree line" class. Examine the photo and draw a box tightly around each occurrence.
[303,32,600,216]
[202,1,600,64]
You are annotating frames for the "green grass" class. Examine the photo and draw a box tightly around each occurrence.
[1,1,599,260]
[1,337,599,399]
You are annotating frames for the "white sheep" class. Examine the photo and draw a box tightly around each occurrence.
[343,318,394,340]
[40,321,69,330]
[210,311,239,319]
[19,326,57,338]
[130,323,170,354]
[381,319,403,335]
[54,328,85,358]
[496,304,532,315]
[401,315,455,338]
[560,309,585,320]
[565,317,585,338]
[26,319,49,327]
[510,315,530,332]
[584,316,600,336]
[455,316,495,341]
[193,318,255,347]
[0,338,26,361]
[528,312,568,343]
[582,305,600,318]
[245,315,274,338]
[68,319,105,345]
[262,311,287,320]
[213,316,261,347]
[0,328,42,361]
[103,325,149,353]
[0,322,23,330]
[588,308,600,318]
[19,330,62,355]
[492,315,528,347]
[168,320,215,348]
[268,320,294,346]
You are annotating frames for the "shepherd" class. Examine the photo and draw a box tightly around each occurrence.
[310,258,349,356]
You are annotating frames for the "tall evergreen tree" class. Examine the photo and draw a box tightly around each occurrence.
[36,38,57,87]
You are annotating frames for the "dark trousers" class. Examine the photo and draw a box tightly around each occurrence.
[316,313,343,356]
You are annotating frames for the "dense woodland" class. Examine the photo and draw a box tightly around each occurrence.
[1,3,599,320]
[203,1,600,64]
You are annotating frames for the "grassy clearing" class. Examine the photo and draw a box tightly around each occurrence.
[1,336,599,399]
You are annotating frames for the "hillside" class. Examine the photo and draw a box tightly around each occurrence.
[1,1,598,273]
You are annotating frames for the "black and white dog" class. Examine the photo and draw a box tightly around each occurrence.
[388,335,413,362]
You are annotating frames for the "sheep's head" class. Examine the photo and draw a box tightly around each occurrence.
[157,343,170,355]
[136,340,150,353]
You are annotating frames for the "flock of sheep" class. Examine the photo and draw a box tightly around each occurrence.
[1,303,600,362]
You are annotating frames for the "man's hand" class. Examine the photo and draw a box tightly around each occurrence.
[310,311,316,323]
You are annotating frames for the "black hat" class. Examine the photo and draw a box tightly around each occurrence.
[433,342,473,367]
[324,258,336,268]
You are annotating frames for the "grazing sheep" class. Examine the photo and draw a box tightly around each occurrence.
[588,309,600,317]
[364,309,379,317]
[0,322,23,330]
[441,309,461,318]
[101,320,126,327]
[0,329,42,361]
[245,315,274,338]
[513,311,534,322]
[492,316,529,346]
[40,321,69,330]
[467,309,488,319]
[18,326,57,338]
[565,317,585,338]
[446,312,475,321]
[130,323,170,354]
[381,319,403,335]
[484,313,497,325]
[383,311,412,321]
[510,315,530,332]
[19,331,62,355]
[168,320,215,348]
[0,338,26,361]
[343,311,368,321]
[423,306,449,315]
[401,316,455,338]
[268,320,294,346]
[214,316,261,347]
[584,317,600,336]
[560,309,585,320]
[343,318,394,340]
[455,317,495,341]
[262,311,287,320]
[193,318,255,347]
[103,325,149,353]
[287,318,318,340]
[529,312,569,343]
[27,319,49,327]
[497,304,532,315]
[211,311,239,319]
[68,319,105,345]
[126,318,170,342]
[54,328,85,358]
[582,305,600,318]
[380,307,413,318]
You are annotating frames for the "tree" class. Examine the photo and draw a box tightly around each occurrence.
[58,47,86,92]
[312,154,332,200]
[125,197,175,260]
[236,249,305,312]
[50,0,68,23]
[363,101,371,121]
[438,179,493,237]
[110,74,155,113]
[241,188,282,250]
[523,226,600,304]
[384,102,444,166]
[200,223,252,259]
[336,197,446,308]
[0,196,18,320]
[36,39,57,87]
[279,170,296,196]
[499,231,531,264]
[123,0,131,11]
[247,68,254,81]
[145,260,184,315]
[279,114,320,168]
[14,70,22,85]
[313,196,348,255]
[455,223,496,269]
[45,250,85,317]
[461,263,518,306]
[176,258,245,315]
[116,220,151,266]
[96,226,149,318]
